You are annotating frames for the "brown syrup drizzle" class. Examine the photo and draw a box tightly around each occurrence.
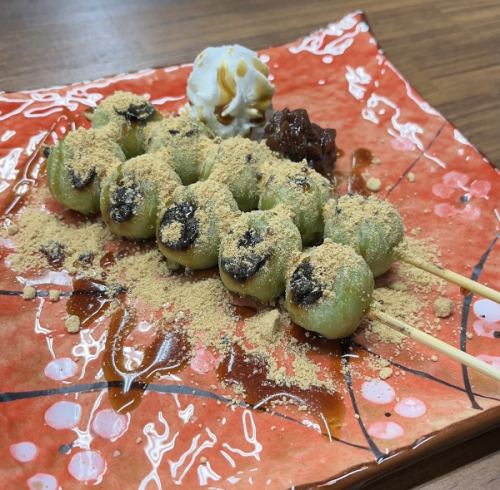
[102,308,190,413]
[217,344,345,438]
[214,104,235,125]
[332,147,374,196]
[99,252,116,269]
[217,305,346,438]
[66,278,110,328]
[349,148,373,195]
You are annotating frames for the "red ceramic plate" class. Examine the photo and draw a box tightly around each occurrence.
[1,11,499,489]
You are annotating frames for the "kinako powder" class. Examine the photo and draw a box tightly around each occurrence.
[5,203,444,401]
[1,117,451,403]
[6,208,112,277]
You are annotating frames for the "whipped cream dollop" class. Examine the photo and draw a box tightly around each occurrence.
[186,45,275,138]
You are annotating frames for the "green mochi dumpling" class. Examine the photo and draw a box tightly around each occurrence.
[100,151,181,239]
[323,194,404,277]
[219,209,302,302]
[47,127,125,214]
[285,241,374,339]
[200,137,276,212]
[88,91,162,158]
[157,180,239,270]
[259,161,331,245]
[146,113,213,185]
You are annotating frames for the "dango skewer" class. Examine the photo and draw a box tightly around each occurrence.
[284,241,500,383]
[42,90,500,383]
[323,194,500,304]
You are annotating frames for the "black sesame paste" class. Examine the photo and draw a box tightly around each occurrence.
[290,259,323,305]
[109,182,140,223]
[237,227,264,248]
[159,202,199,250]
[115,102,156,123]
[221,254,269,283]
[68,167,96,190]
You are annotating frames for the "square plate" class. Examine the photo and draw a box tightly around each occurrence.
[1,11,499,489]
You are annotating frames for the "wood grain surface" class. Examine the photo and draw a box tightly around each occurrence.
[1,0,499,488]
[1,0,499,167]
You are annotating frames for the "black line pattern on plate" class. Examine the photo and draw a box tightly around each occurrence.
[340,338,384,461]
[0,380,369,451]
[459,233,499,410]
[0,289,72,298]
[0,284,108,298]
[385,121,446,199]
[0,286,371,449]
[0,381,225,403]
[353,341,500,402]
[0,290,28,297]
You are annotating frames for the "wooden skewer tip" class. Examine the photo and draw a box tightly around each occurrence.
[367,307,500,383]
[397,254,500,304]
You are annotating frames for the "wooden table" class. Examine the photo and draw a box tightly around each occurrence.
[1,0,499,487]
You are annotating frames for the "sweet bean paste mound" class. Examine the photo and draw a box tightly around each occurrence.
[5,88,446,419]
[264,108,337,178]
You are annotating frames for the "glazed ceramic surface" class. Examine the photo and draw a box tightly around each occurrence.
[1,11,499,489]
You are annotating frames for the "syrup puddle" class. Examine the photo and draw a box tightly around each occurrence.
[333,147,375,195]
[217,309,346,439]
[66,278,109,328]
[102,308,190,413]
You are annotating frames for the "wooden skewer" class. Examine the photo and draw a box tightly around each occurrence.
[367,308,500,382]
[397,254,500,304]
